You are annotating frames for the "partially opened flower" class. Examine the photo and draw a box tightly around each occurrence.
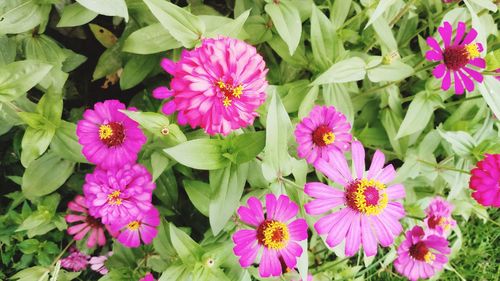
[304,141,406,257]
[83,164,155,224]
[60,247,89,272]
[139,273,156,281]
[89,252,112,275]
[394,226,450,281]
[65,195,117,248]
[469,154,500,207]
[232,194,308,278]
[425,21,485,95]
[294,106,352,166]
[109,207,160,248]
[77,100,147,169]
[153,37,268,136]
[424,197,456,237]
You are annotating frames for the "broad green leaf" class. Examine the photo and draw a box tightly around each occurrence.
[209,163,248,235]
[150,151,169,180]
[164,139,229,170]
[396,91,442,139]
[143,0,205,48]
[57,2,97,27]
[381,108,407,157]
[323,83,354,124]
[201,9,250,39]
[22,152,75,200]
[36,92,63,127]
[160,264,192,281]
[0,60,52,102]
[184,180,210,216]
[310,4,335,70]
[153,219,176,261]
[75,0,129,21]
[311,57,366,85]
[367,57,414,82]
[478,76,500,119]
[228,131,266,164]
[121,110,170,135]
[92,43,122,80]
[438,128,476,157]
[50,121,87,163]
[372,16,397,51]
[123,23,182,54]
[120,55,157,90]
[298,85,319,119]
[265,0,302,55]
[155,169,178,207]
[365,0,396,29]
[11,266,50,281]
[331,0,352,30]
[0,35,16,66]
[297,240,308,281]
[169,223,204,264]
[471,0,498,12]
[21,126,55,168]
[89,24,118,48]
[0,0,44,34]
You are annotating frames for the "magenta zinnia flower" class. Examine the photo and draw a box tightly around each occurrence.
[294,106,352,166]
[65,195,117,248]
[83,164,155,224]
[425,21,485,95]
[394,226,450,281]
[424,197,456,237]
[139,273,156,281]
[109,207,160,248]
[89,252,112,275]
[153,37,268,136]
[304,141,406,257]
[232,194,308,278]
[77,100,147,169]
[60,247,89,272]
[469,154,500,207]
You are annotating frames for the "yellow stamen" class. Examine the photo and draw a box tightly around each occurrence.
[127,221,140,231]
[223,96,232,107]
[217,80,226,89]
[107,190,122,205]
[438,217,451,231]
[424,251,436,264]
[465,43,480,59]
[353,179,388,216]
[99,125,113,140]
[232,85,243,98]
[323,132,335,145]
[262,221,289,250]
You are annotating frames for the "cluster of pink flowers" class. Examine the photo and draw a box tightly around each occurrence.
[394,197,456,280]
[469,154,500,207]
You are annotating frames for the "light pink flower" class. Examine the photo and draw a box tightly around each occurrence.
[89,252,112,275]
[424,197,456,237]
[394,226,450,281]
[304,141,406,257]
[232,194,308,278]
[109,207,160,248]
[425,21,485,95]
[77,100,147,169]
[294,106,352,166]
[153,37,268,136]
[469,154,500,207]
[60,247,89,272]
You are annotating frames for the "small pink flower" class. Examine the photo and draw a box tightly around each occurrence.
[294,106,352,166]
[77,100,147,169]
[232,194,308,278]
[139,273,155,281]
[83,164,155,224]
[424,197,456,237]
[469,154,500,207]
[425,21,485,95]
[89,252,112,275]
[65,195,117,248]
[304,141,406,257]
[394,226,450,281]
[109,207,160,248]
[154,37,268,136]
[60,247,89,272]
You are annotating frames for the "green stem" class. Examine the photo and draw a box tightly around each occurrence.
[389,0,417,26]
[444,95,483,107]
[282,178,303,190]
[473,209,500,228]
[417,159,470,174]
[363,82,397,95]
[50,239,75,269]
[315,257,350,273]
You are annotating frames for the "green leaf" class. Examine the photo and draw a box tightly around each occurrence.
[367,57,414,82]
[159,264,192,281]
[201,9,250,39]
[120,55,157,90]
[22,152,75,200]
[478,76,500,119]
[11,266,49,281]
[0,0,44,34]
[0,60,52,102]
[372,16,397,51]
[311,57,366,85]
[310,4,334,70]
[323,83,354,124]
[0,35,16,66]
[183,180,210,217]
[123,23,182,54]
[438,128,476,157]
[380,108,407,157]
[36,92,63,127]
[21,126,55,168]
[18,239,40,254]
[89,24,118,48]
[228,131,266,164]
[75,0,128,21]
[169,223,203,264]
[265,0,302,55]
[365,0,396,29]
[331,0,352,30]
[209,163,248,235]
[143,0,205,48]
[155,169,178,207]
[57,2,97,27]
[153,219,176,260]
[298,85,319,119]
[50,121,87,163]
[92,43,122,80]
[164,139,230,170]
[396,91,442,139]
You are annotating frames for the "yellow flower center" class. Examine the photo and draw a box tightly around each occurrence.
[322,132,335,145]
[424,251,436,264]
[345,178,388,216]
[99,125,113,140]
[217,80,243,108]
[465,43,480,60]
[257,220,290,250]
[107,190,122,205]
[126,221,141,230]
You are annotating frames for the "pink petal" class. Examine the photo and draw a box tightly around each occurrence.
[345,215,361,256]
[458,70,475,92]
[386,184,406,200]
[426,36,442,52]
[305,197,345,215]
[160,58,176,74]
[374,164,396,184]
[351,141,365,179]
[288,219,308,241]
[463,66,484,83]
[453,22,466,45]
[462,28,478,45]
[432,64,446,78]
[453,71,465,95]
[425,50,443,61]
[304,182,344,199]
[367,150,385,179]
[438,22,452,47]
[360,216,378,256]
[442,70,451,90]
[259,248,281,277]
[315,159,348,185]
[325,209,355,247]
[468,58,485,69]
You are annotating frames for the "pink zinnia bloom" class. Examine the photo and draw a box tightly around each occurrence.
[139,273,155,281]
[77,100,147,169]
[89,252,112,275]
[424,197,456,237]
[294,106,352,166]
[304,141,406,257]
[153,37,268,136]
[65,195,117,248]
[425,21,485,95]
[83,164,155,224]
[232,194,308,278]
[60,247,89,272]
[109,207,160,248]
[394,226,450,281]
[469,154,500,207]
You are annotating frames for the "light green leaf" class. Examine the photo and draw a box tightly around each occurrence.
[89,24,118,48]
[0,60,52,102]
[92,43,122,80]
[184,180,210,217]
[11,266,50,281]
[372,16,397,51]
[331,0,352,30]
[228,131,266,164]
[143,0,205,48]
[478,76,500,119]
[21,126,55,168]
[50,121,87,163]
[75,0,128,21]
[471,0,498,12]
[164,139,229,170]
[57,2,97,27]
[365,0,396,29]
[169,223,204,264]
[297,240,308,281]
[310,4,335,70]
[265,0,302,55]
[123,23,182,54]
[120,55,157,90]
[0,0,43,34]
[201,9,250,39]
[0,35,16,66]
[311,57,366,85]
[323,83,354,124]
[396,91,442,139]
[438,128,476,157]
[298,85,319,119]
[153,219,176,260]
[367,57,414,82]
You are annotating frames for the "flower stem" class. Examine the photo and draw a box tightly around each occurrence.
[417,159,470,174]
[444,95,483,107]
[50,239,75,269]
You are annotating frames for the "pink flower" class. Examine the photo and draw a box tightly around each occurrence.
[83,164,155,224]
[139,273,155,281]
[425,21,485,95]
[77,100,147,169]
[60,247,89,272]
[65,195,117,248]
[154,37,268,136]
[424,197,456,237]
[109,207,160,248]
[232,194,308,278]
[469,154,500,207]
[294,106,352,166]
[394,226,450,281]
[304,141,406,257]
[89,252,112,275]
